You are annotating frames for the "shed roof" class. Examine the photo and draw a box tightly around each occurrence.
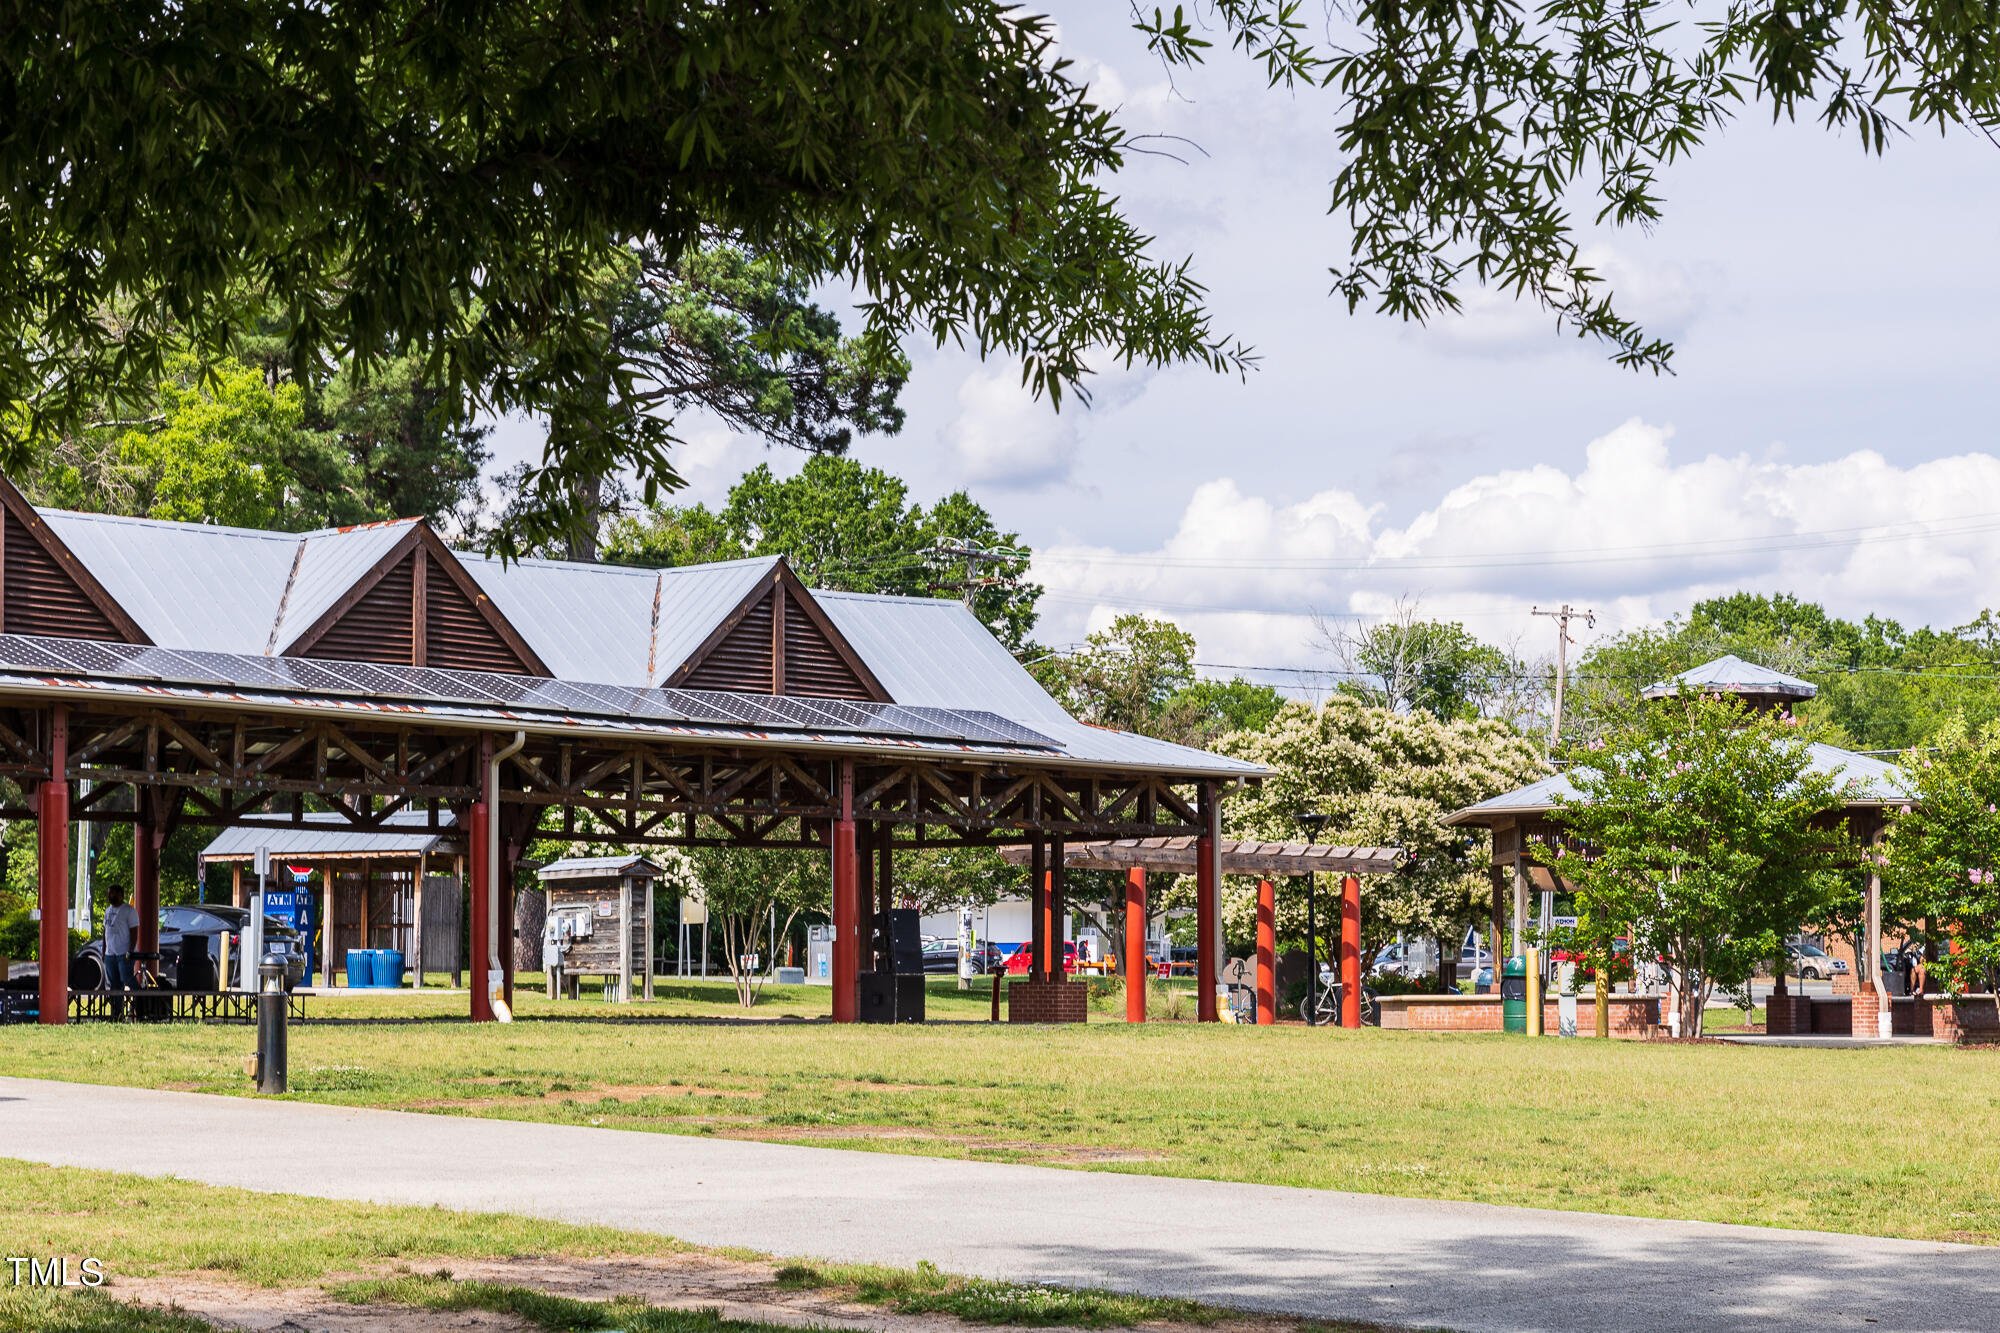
[199,810,458,860]
[999,837,1405,877]
[1642,653,1818,702]
[538,855,664,881]
[1442,741,1910,826]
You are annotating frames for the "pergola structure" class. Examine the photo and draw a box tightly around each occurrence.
[0,478,1263,1025]
[1444,655,1911,1038]
[999,838,1404,1026]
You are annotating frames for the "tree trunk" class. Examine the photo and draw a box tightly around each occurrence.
[564,471,606,563]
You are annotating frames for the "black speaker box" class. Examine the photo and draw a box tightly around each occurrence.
[858,971,926,1023]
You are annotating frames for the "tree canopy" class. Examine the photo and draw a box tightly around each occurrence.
[1554,691,1855,1035]
[1033,613,1288,747]
[1884,716,2000,996]
[3,1,1251,556]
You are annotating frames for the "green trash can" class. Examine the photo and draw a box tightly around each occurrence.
[1501,956,1528,1033]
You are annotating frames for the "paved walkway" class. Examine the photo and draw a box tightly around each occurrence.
[2,1077,1994,1333]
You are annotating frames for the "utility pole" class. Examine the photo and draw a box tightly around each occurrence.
[1531,604,1594,750]
[928,538,1025,612]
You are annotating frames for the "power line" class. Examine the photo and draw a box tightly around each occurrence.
[1028,509,2000,574]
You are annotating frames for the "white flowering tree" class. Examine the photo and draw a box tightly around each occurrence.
[1207,698,1547,979]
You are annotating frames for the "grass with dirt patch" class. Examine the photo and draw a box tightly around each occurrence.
[5,986,1999,1242]
[0,1157,697,1286]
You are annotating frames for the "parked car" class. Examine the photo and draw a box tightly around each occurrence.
[72,904,306,991]
[918,939,1008,975]
[1783,941,1849,981]
[1374,942,1434,978]
[1004,941,1077,975]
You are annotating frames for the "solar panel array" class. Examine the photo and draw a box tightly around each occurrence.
[0,634,1057,750]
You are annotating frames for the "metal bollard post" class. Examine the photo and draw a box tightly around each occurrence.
[256,954,288,1094]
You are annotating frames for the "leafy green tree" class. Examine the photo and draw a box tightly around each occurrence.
[4,1,1255,557]
[115,360,310,528]
[1167,677,1289,738]
[1323,609,1520,721]
[1554,692,1855,1036]
[1035,615,1197,736]
[1884,716,2000,996]
[686,843,828,1009]
[1569,592,2000,751]
[1210,698,1547,977]
[606,456,1041,650]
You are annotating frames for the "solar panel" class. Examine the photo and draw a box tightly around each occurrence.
[0,634,1060,750]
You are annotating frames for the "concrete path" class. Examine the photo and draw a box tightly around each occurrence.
[2,1076,1995,1333]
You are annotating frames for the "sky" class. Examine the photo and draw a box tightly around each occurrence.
[489,4,2000,686]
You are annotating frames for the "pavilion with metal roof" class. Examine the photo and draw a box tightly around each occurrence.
[1444,654,1912,1037]
[0,475,1262,1025]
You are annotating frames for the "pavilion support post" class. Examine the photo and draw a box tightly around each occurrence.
[881,830,897,976]
[1488,864,1506,985]
[1340,874,1361,1029]
[1196,782,1221,1023]
[1124,867,1147,1023]
[831,758,859,1023]
[413,851,426,990]
[858,822,877,972]
[322,866,336,986]
[37,705,69,1025]
[1255,877,1276,1026]
[469,738,494,1022]
[1511,853,1529,960]
[1029,838,1048,980]
[233,864,244,909]
[1049,836,1065,979]
[134,792,160,962]
[1860,817,1891,1039]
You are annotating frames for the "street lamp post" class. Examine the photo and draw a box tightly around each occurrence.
[1299,811,1328,1024]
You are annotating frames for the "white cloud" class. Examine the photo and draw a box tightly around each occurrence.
[1031,418,2000,669]
[942,362,1157,490]
[1419,246,1708,360]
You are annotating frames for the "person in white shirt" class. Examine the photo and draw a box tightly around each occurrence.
[101,887,139,993]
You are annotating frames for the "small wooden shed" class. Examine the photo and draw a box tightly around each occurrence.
[538,855,660,1002]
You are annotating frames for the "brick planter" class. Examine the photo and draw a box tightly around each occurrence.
[1006,978,1088,1024]
[1851,983,1887,1037]
[1764,992,1808,1036]
[1374,992,1657,1037]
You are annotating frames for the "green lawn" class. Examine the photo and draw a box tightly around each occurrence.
[4,979,1997,1244]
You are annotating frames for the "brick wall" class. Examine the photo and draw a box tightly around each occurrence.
[1006,978,1088,1024]
[1809,998,1852,1033]
[1378,994,1657,1037]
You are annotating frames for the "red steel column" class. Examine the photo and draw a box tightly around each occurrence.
[1340,874,1362,1029]
[134,793,161,960]
[468,799,492,1021]
[1049,836,1065,978]
[1124,867,1147,1023]
[37,705,69,1024]
[1255,877,1276,1025]
[1196,781,1220,1023]
[831,757,859,1022]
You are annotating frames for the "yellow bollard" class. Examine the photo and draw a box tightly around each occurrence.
[1526,947,1543,1036]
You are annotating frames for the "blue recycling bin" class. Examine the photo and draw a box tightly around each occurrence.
[344,949,374,988]
[372,949,404,989]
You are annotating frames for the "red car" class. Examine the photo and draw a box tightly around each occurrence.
[1004,942,1077,975]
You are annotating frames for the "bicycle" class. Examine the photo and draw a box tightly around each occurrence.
[1299,968,1379,1027]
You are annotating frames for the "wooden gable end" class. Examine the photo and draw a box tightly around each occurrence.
[0,480,150,643]
[667,563,889,701]
[285,528,549,676]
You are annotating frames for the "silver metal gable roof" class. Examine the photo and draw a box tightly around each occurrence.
[1443,741,1910,825]
[273,521,420,649]
[1643,653,1818,701]
[199,810,458,860]
[458,552,776,686]
[40,509,297,653]
[538,854,665,880]
[814,590,1263,778]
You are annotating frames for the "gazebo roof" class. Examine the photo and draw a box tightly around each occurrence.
[1641,653,1817,703]
[999,837,1405,877]
[537,855,665,881]
[1443,741,1911,827]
